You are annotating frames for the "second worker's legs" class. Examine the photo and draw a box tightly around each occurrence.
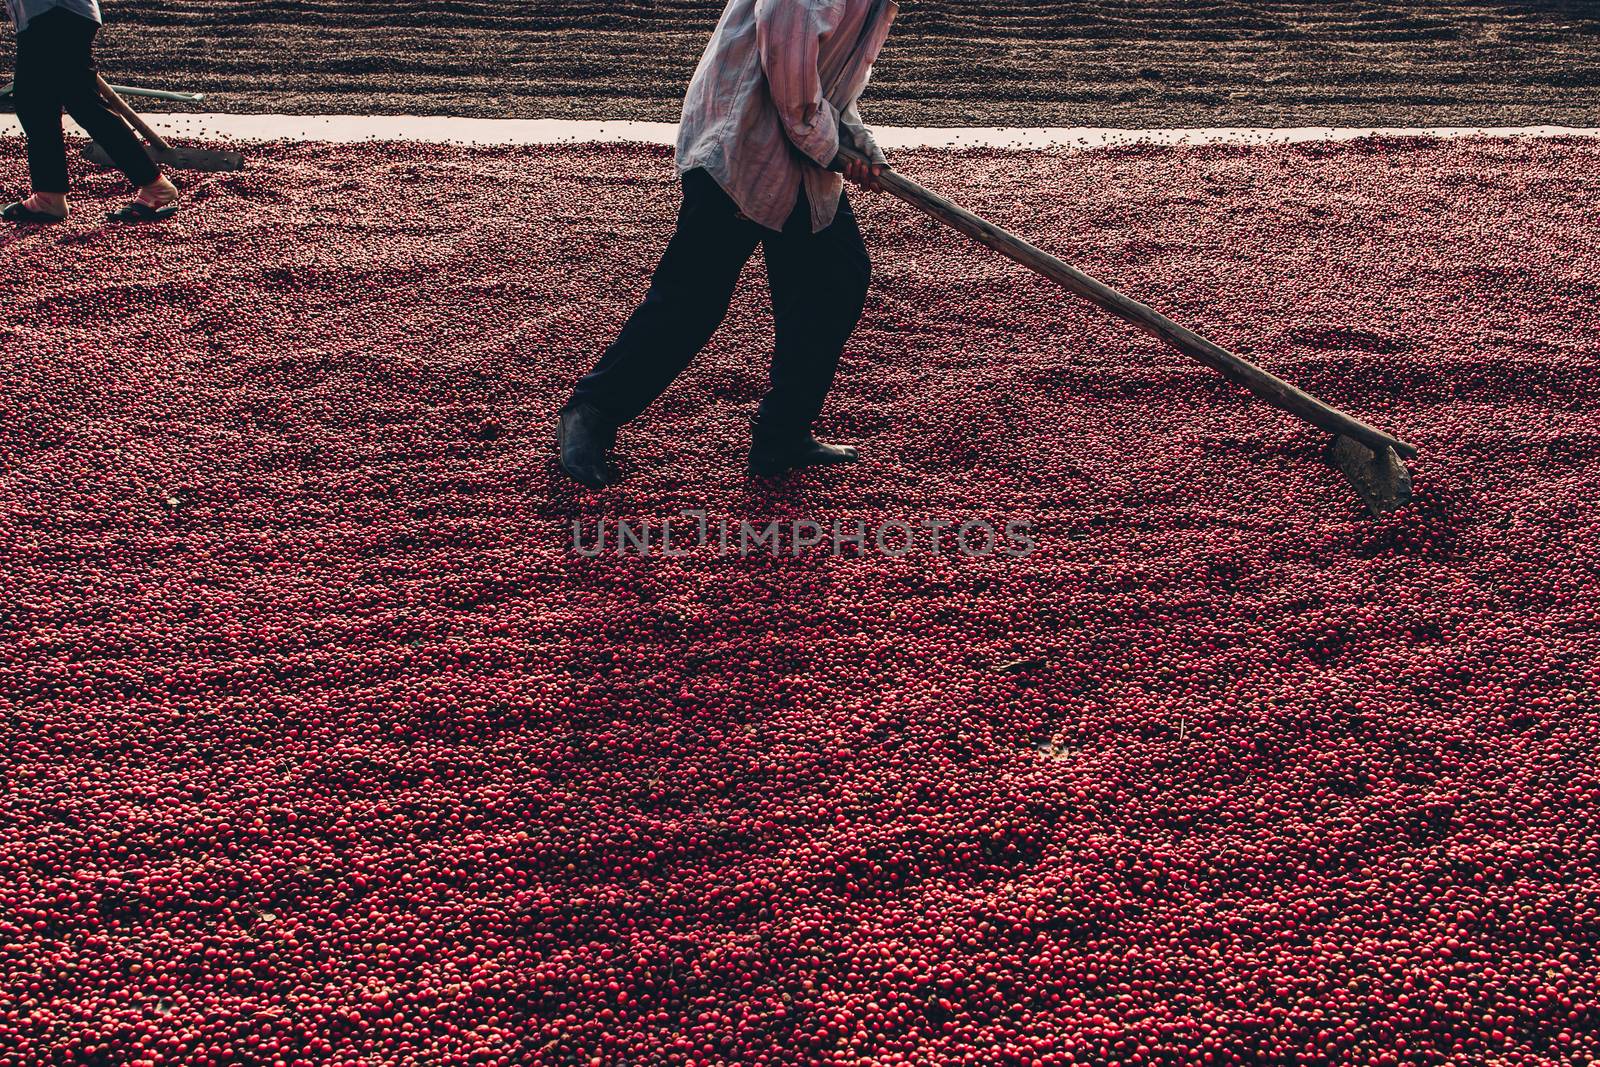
[7,8,175,223]
[12,13,73,209]
[44,11,168,194]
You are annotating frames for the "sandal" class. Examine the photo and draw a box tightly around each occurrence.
[108,200,179,223]
[3,200,67,224]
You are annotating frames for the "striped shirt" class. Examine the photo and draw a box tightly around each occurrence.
[5,0,101,33]
[676,0,897,233]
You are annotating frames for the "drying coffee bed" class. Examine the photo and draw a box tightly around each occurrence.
[18,0,1600,128]
[1,136,1597,1066]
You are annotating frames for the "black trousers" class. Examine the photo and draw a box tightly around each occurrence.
[569,166,871,438]
[13,7,160,193]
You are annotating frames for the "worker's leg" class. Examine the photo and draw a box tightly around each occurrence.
[12,11,73,201]
[756,186,872,445]
[567,167,764,426]
[45,11,163,190]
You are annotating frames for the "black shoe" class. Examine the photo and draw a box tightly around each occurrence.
[3,200,66,224]
[107,200,179,224]
[557,401,620,489]
[748,430,860,477]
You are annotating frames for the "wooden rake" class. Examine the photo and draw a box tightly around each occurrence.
[836,144,1416,515]
[83,75,244,172]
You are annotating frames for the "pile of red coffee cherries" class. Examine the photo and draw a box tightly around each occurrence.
[1,136,1596,1065]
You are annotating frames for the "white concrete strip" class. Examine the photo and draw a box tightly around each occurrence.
[3,113,1597,148]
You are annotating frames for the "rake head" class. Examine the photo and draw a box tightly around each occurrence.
[1327,435,1414,516]
[84,142,245,173]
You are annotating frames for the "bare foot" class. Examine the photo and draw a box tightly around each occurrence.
[21,192,68,218]
[136,176,180,208]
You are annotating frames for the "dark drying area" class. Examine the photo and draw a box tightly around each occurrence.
[5,0,1598,126]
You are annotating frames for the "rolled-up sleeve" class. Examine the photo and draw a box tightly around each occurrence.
[754,0,846,168]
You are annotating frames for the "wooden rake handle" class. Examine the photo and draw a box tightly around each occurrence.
[96,73,173,153]
[836,144,1417,460]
